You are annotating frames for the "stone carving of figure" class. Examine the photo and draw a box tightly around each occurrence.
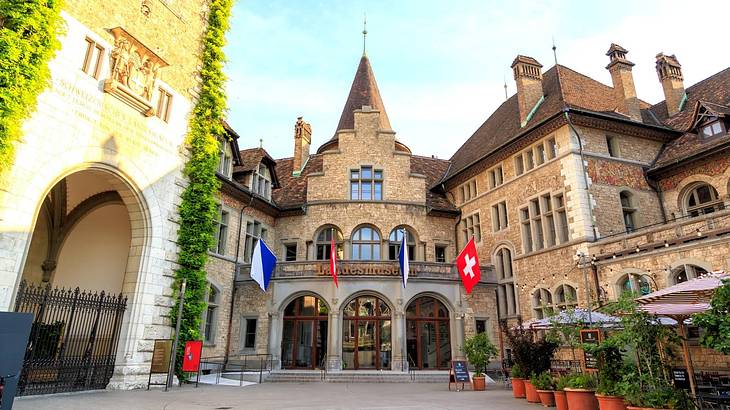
[111,37,132,86]
[141,58,159,101]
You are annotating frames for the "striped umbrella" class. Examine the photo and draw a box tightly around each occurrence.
[636,272,728,306]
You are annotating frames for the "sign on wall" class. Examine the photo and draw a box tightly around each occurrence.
[580,329,601,370]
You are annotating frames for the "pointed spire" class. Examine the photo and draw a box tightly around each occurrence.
[552,37,558,66]
[362,13,368,56]
[335,55,391,132]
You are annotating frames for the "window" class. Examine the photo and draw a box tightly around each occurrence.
[495,248,517,317]
[700,119,725,138]
[606,135,620,157]
[242,317,257,350]
[203,284,219,343]
[525,149,535,171]
[554,284,578,310]
[475,319,487,334]
[388,227,415,261]
[156,88,173,122]
[532,288,553,319]
[351,225,381,260]
[351,166,383,200]
[251,163,272,200]
[491,201,508,232]
[514,154,524,176]
[685,183,724,217]
[618,274,651,297]
[315,227,344,260]
[488,166,503,189]
[520,193,569,253]
[243,220,267,263]
[461,213,481,244]
[82,37,104,79]
[459,179,477,203]
[210,205,229,255]
[535,144,546,166]
[620,191,636,233]
[435,245,447,263]
[546,137,558,159]
[670,264,708,285]
[284,244,297,262]
[217,138,232,177]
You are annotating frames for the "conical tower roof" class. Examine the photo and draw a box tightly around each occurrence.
[335,55,391,132]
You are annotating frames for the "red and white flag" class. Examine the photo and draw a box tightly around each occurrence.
[330,237,339,288]
[456,238,481,294]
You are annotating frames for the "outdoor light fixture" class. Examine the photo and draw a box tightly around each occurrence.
[664,240,669,248]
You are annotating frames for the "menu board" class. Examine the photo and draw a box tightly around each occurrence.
[452,360,471,382]
[580,329,601,370]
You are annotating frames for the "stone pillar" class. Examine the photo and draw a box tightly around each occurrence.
[454,313,466,360]
[391,309,407,371]
[268,312,282,369]
[327,311,341,371]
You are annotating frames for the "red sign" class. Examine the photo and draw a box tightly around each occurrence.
[456,238,481,294]
[181,340,203,372]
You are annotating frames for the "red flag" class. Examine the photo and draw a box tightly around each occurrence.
[456,238,481,294]
[330,237,338,288]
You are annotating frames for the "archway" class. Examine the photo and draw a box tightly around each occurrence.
[341,294,392,370]
[406,296,451,369]
[281,295,329,369]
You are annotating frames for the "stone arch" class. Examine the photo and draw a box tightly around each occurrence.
[676,178,722,215]
[404,291,455,315]
[667,258,713,285]
[341,289,395,314]
[277,289,331,314]
[404,292,453,370]
[612,268,651,298]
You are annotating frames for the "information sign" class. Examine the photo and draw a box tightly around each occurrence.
[580,329,601,370]
[182,340,203,373]
[449,360,471,391]
[147,339,172,390]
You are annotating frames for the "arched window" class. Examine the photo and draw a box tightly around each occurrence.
[532,288,553,319]
[388,226,415,261]
[495,248,517,317]
[555,284,578,310]
[620,191,636,233]
[202,283,220,343]
[671,264,708,285]
[251,163,272,200]
[351,225,381,260]
[685,183,723,217]
[315,226,344,260]
[618,274,651,296]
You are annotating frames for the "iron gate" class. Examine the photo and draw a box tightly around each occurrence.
[13,281,127,396]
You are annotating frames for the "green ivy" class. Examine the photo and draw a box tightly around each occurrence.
[170,0,232,379]
[0,0,63,176]
[693,279,730,354]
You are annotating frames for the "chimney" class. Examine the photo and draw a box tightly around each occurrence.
[292,116,311,173]
[511,55,544,126]
[605,44,642,122]
[655,53,685,117]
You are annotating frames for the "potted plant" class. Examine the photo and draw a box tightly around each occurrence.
[532,371,556,407]
[524,373,541,403]
[501,321,558,401]
[622,374,691,410]
[589,339,628,410]
[554,373,573,410]
[510,363,527,398]
[462,332,498,391]
[564,372,598,410]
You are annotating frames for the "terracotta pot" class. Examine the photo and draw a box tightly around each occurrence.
[473,375,486,391]
[564,388,599,410]
[554,391,568,410]
[512,377,526,398]
[596,394,627,410]
[537,390,556,407]
[525,380,541,403]
[626,407,670,410]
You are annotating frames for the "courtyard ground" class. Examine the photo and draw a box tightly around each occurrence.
[14,382,537,410]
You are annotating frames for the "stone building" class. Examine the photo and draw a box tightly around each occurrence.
[0,0,212,391]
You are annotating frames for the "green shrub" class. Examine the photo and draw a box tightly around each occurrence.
[566,372,597,390]
[462,332,498,377]
[555,373,574,391]
[531,371,554,390]
[694,279,730,354]
[510,363,525,378]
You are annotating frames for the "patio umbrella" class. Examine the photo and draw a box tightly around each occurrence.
[636,272,728,397]
[518,308,620,330]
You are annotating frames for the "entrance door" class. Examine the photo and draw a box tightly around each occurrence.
[281,296,329,369]
[342,296,392,370]
[406,296,451,370]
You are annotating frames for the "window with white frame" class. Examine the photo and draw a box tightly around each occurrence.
[315,227,344,260]
[351,225,381,260]
[243,220,267,263]
[495,247,517,317]
[203,284,219,343]
[491,201,508,232]
[388,226,416,261]
[520,192,569,253]
[699,117,725,139]
[241,317,257,350]
[350,166,383,200]
[251,163,272,200]
[459,179,478,203]
[488,166,503,189]
[210,205,229,255]
[156,88,173,122]
[81,37,104,79]
[217,138,232,178]
[461,213,481,243]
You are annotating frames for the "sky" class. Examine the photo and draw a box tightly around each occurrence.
[224,0,730,160]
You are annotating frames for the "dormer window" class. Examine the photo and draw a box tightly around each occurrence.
[217,138,232,178]
[251,163,272,200]
[700,118,725,139]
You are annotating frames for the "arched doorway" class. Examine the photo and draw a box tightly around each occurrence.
[281,295,329,369]
[406,296,451,369]
[342,295,392,370]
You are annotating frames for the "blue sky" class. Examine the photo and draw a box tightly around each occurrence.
[224,0,730,159]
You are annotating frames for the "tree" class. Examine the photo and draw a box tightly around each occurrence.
[462,332,498,377]
[693,279,730,354]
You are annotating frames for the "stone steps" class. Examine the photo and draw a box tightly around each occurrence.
[264,370,451,383]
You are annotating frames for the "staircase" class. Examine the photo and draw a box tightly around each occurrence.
[265,370,451,383]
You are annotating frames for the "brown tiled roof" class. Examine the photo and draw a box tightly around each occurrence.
[336,55,391,132]
[236,147,273,172]
[271,154,323,210]
[444,64,661,182]
[410,156,458,213]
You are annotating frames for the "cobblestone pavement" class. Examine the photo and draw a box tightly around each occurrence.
[14,383,539,409]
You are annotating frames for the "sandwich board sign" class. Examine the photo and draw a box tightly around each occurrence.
[449,360,471,391]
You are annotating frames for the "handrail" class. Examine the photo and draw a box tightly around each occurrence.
[407,354,417,381]
[319,354,328,381]
[199,353,273,385]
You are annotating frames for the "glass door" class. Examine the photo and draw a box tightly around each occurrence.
[295,320,314,368]
[357,320,376,368]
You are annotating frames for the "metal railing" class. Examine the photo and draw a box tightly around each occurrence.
[319,354,328,381]
[199,353,273,386]
[407,354,417,381]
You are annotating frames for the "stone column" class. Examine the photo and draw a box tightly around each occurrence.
[391,309,407,371]
[327,311,341,371]
[454,312,466,360]
[268,312,281,369]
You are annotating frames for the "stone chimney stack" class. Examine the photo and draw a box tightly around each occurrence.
[293,116,311,173]
[656,53,685,117]
[511,55,544,126]
[605,44,642,122]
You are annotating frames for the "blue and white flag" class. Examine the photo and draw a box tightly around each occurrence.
[251,239,276,292]
[398,230,409,288]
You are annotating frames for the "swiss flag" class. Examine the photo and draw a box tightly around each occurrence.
[330,237,339,288]
[456,238,481,294]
